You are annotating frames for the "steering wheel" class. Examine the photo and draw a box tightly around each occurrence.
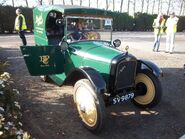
[67,31,87,41]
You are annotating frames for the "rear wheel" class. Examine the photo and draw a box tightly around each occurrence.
[73,79,106,133]
[133,70,162,108]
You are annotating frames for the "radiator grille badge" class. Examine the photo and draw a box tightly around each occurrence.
[119,65,126,74]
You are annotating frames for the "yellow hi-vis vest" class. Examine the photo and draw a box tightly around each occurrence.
[15,14,27,31]
[153,18,165,35]
[165,17,179,33]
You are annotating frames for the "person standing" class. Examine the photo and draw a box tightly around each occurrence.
[14,8,27,46]
[165,12,179,54]
[152,14,165,52]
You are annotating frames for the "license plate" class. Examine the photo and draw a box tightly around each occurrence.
[112,92,134,105]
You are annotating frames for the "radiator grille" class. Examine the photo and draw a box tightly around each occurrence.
[115,60,137,90]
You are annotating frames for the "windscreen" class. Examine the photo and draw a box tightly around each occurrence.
[66,16,112,42]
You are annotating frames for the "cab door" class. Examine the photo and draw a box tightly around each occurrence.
[20,45,64,76]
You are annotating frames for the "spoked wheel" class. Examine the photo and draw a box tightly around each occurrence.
[73,79,106,133]
[133,70,162,108]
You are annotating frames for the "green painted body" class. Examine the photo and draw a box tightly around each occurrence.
[21,5,162,94]
[27,5,120,86]
[20,45,64,75]
[38,41,122,86]
[33,5,113,46]
[66,41,122,84]
[21,41,122,86]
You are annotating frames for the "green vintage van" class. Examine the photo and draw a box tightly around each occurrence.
[20,5,162,133]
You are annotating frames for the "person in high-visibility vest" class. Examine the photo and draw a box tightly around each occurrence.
[165,12,179,54]
[152,13,165,52]
[14,8,27,45]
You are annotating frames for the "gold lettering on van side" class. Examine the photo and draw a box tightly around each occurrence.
[40,55,50,65]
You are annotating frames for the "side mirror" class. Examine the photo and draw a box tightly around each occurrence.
[56,18,64,27]
[113,39,121,48]
[59,41,69,51]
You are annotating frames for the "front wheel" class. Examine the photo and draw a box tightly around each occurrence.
[73,79,106,133]
[133,70,162,108]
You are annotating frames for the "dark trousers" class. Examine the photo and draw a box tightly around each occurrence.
[18,30,27,45]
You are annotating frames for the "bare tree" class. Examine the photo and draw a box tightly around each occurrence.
[80,0,82,6]
[25,0,28,7]
[0,0,8,6]
[181,0,185,15]
[146,0,149,13]
[160,0,163,13]
[106,0,108,10]
[141,0,144,13]
[179,0,184,15]
[97,0,98,8]
[38,0,42,5]
[62,0,65,5]
[71,0,73,5]
[48,0,54,5]
[127,0,130,14]
[183,1,185,15]
[167,0,171,15]
[113,0,115,11]
[158,0,161,14]
[12,0,15,7]
[133,0,136,14]
[120,0,123,12]
[152,0,155,14]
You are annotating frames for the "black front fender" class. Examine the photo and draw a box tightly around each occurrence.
[65,67,106,94]
[137,59,163,77]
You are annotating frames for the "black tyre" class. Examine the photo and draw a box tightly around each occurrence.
[133,70,162,108]
[73,79,106,133]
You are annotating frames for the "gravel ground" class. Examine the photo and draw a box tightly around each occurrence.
[0,32,185,139]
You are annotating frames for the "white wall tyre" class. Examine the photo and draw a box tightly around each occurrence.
[133,70,162,108]
[73,79,106,133]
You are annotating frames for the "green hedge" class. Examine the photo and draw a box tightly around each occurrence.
[177,16,185,32]
[112,12,185,32]
[133,13,156,31]
[112,12,134,31]
[0,6,185,33]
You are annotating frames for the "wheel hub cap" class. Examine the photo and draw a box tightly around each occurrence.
[76,87,97,127]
